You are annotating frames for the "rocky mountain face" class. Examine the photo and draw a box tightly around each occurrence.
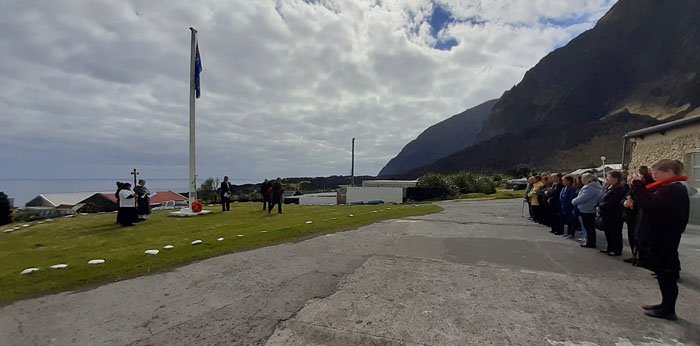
[381,0,700,177]
[378,99,498,177]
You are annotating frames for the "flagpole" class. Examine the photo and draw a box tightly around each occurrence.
[188,27,197,207]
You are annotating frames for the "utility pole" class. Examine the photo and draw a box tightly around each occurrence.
[351,137,355,186]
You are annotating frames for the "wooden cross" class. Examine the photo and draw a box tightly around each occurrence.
[131,168,139,208]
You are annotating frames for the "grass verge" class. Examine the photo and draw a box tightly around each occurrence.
[459,189,524,200]
[0,203,441,305]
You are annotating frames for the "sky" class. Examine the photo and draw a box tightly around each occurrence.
[0,0,618,184]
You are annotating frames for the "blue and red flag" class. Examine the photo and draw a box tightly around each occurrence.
[195,44,202,98]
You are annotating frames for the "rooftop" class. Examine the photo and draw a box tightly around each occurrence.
[624,114,700,138]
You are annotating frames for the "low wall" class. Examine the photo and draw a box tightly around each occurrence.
[297,193,337,206]
[346,187,403,204]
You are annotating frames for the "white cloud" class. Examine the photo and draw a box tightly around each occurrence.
[0,0,617,182]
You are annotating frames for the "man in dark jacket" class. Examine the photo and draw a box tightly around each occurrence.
[260,179,271,211]
[268,177,284,214]
[220,176,232,212]
[598,171,627,256]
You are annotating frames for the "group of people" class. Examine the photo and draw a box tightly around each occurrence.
[524,159,693,321]
[115,180,152,227]
[219,176,285,214]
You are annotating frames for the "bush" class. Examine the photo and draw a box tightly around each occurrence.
[414,173,458,200]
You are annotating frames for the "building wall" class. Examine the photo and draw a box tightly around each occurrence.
[627,123,700,224]
[627,124,700,172]
[346,187,403,204]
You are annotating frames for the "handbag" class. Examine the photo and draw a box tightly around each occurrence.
[594,214,606,231]
[223,192,232,198]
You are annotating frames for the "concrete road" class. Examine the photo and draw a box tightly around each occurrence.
[2,199,699,346]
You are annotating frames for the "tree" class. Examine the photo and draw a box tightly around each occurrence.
[198,178,219,204]
[0,192,11,226]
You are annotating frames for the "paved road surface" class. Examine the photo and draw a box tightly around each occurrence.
[2,199,700,345]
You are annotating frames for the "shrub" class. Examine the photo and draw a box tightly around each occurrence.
[415,173,458,200]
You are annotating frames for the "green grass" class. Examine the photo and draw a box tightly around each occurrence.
[0,203,441,304]
[459,189,524,200]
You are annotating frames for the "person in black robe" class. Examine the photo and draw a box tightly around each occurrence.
[628,159,690,321]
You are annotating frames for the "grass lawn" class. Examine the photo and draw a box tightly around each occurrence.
[459,189,524,200]
[0,203,441,305]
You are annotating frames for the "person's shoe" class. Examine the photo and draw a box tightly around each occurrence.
[623,257,634,263]
[600,249,610,253]
[608,252,621,256]
[644,310,677,321]
[642,304,662,310]
[581,243,596,248]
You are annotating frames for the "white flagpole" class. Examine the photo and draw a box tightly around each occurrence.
[188,27,197,207]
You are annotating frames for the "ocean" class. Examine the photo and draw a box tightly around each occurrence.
[0,178,254,207]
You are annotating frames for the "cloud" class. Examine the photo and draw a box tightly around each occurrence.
[0,0,617,182]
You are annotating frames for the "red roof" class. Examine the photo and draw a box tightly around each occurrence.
[102,191,187,206]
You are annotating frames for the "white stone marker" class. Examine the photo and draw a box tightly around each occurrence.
[164,245,174,250]
[191,240,202,245]
[3,229,14,233]
[88,259,105,265]
[22,224,30,228]
[21,268,39,275]
[261,231,268,233]
[348,214,354,217]
[50,264,68,269]
[305,221,313,224]
[237,234,244,238]
[217,238,224,241]
[145,250,159,255]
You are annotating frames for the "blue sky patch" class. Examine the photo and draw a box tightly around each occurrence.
[429,3,458,51]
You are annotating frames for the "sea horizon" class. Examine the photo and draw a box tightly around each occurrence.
[0,177,257,207]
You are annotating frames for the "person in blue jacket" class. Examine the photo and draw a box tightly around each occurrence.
[559,175,578,239]
[572,173,603,248]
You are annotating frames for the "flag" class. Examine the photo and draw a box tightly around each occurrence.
[195,43,202,98]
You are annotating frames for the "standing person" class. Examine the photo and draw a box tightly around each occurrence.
[598,171,627,256]
[560,175,578,239]
[528,176,544,223]
[115,181,124,224]
[220,176,232,212]
[524,177,535,220]
[134,179,151,221]
[547,173,564,235]
[628,159,690,320]
[118,183,137,227]
[260,179,271,211]
[623,174,642,263]
[268,178,284,214]
[572,173,603,248]
[639,165,655,185]
[573,175,585,241]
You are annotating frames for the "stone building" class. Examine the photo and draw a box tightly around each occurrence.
[622,115,700,223]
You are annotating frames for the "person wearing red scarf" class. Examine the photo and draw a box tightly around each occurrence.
[625,159,689,321]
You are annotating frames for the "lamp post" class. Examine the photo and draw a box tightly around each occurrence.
[600,155,607,179]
